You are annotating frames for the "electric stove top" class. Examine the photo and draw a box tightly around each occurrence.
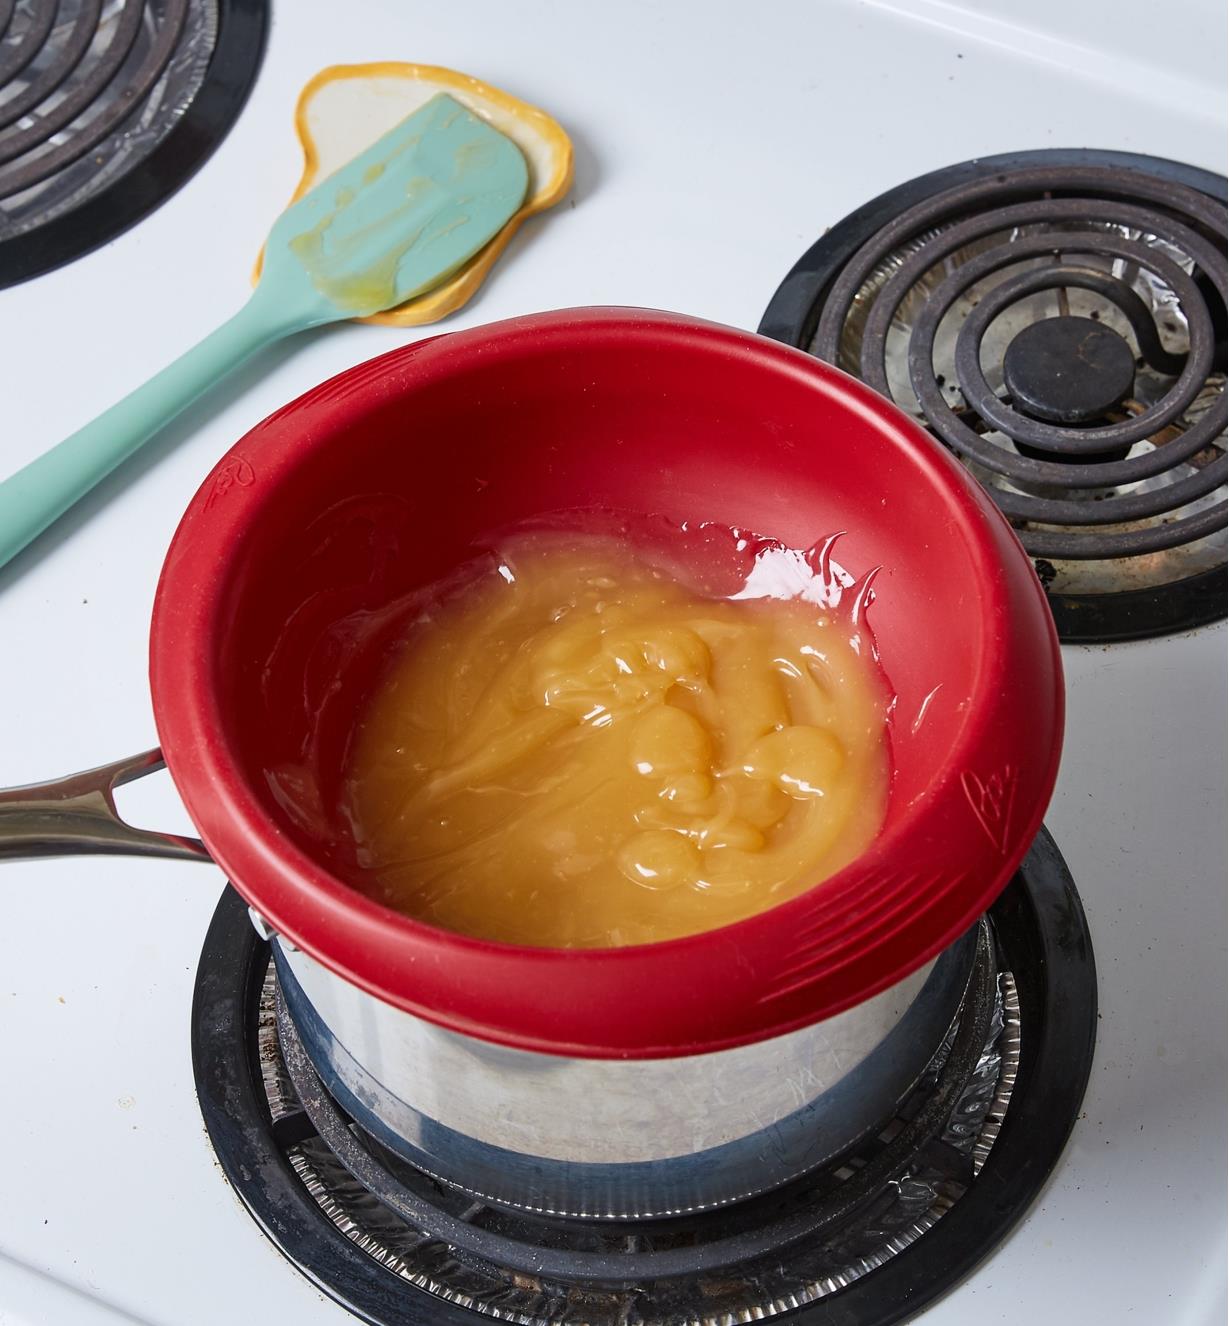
[0,3,1224,1324]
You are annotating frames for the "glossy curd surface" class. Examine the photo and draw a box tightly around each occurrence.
[342,527,890,947]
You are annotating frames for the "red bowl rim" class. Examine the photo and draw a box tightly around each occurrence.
[150,307,1063,1060]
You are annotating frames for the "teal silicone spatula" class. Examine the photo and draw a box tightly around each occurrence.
[0,93,528,570]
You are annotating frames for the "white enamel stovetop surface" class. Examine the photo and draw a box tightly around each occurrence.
[0,3,1225,1323]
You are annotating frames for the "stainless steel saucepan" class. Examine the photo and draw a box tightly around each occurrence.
[1,309,1062,1218]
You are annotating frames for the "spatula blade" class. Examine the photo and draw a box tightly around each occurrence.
[262,93,529,323]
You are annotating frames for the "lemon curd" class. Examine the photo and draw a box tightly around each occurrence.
[342,529,890,948]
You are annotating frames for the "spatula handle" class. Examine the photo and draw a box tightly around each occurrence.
[0,294,283,571]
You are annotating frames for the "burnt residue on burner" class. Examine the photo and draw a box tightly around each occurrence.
[816,171,1227,564]
[759,150,1228,642]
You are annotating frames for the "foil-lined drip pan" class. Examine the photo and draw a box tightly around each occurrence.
[0,1,219,232]
[197,833,1096,1326]
[0,0,267,287]
[255,949,1019,1326]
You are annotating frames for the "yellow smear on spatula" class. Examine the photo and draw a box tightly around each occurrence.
[254,63,574,326]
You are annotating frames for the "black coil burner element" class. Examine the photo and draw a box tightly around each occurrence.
[193,829,1096,1326]
[759,149,1228,643]
[0,0,267,287]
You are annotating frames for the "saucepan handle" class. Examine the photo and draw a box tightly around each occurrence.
[0,748,210,863]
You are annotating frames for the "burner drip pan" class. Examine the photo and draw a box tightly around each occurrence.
[194,829,1096,1326]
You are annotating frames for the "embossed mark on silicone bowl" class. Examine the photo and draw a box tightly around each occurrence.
[961,765,1017,854]
[203,456,255,510]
